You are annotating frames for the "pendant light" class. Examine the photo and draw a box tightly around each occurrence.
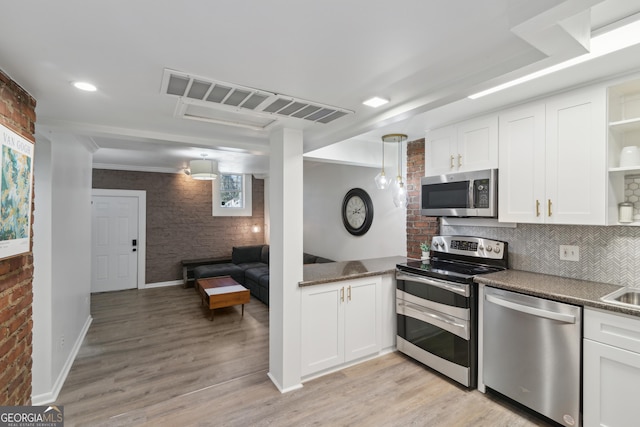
[388,134,408,208]
[190,154,219,180]
[374,135,390,189]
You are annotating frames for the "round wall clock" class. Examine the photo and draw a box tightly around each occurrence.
[342,188,374,236]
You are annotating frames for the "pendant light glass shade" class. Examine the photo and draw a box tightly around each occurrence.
[374,136,389,189]
[392,176,408,208]
[374,171,388,190]
[382,134,407,208]
[190,157,219,180]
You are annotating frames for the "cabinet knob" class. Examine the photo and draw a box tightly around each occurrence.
[536,199,541,217]
[450,155,455,169]
[458,154,462,167]
[548,199,552,217]
[340,287,344,303]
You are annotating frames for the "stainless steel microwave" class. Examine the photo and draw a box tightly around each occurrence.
[420,169,497,217]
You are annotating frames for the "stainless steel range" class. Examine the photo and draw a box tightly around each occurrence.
[395,235,508,388]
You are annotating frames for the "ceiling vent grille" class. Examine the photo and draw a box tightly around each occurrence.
[161,69,353,128]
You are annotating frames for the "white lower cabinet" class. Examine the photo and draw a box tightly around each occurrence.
[300,276,382,377]
[583,308,640,427]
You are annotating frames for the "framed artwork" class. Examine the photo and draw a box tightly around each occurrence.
[0,124,34,259]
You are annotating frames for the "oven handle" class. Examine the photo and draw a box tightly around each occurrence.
[397,300,469,340]
[396,271,470,297]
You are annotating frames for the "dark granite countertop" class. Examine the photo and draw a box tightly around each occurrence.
[474,269,640,317]
[300,256,409,287]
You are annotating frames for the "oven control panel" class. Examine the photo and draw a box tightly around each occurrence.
[431,236,507,260]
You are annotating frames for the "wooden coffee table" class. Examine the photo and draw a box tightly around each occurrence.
[196,276,250,321]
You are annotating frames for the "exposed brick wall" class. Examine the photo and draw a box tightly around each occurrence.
[92,170,265,283]
[406,138,439,259]
[0,69,35,405]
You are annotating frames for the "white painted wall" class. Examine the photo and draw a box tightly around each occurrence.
[303,160,407,261]
[32,135,53,399]
[31,132,94,404]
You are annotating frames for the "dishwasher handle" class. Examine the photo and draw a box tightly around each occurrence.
[485,293,576,324]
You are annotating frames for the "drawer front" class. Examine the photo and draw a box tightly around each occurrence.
[584,307,640,353]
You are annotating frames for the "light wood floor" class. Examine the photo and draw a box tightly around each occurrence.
[55,285,551,426]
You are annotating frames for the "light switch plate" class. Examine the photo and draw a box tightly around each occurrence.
[560,245,580,261]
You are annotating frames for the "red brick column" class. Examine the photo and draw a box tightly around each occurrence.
[406,138,438,259]
[0,70,36,405]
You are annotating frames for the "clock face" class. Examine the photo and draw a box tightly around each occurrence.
[342,188,373,236]
[346,196,366,228]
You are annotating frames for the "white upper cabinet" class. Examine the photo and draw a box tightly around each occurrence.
[425,115,498,176]
[545,88,606,224]
[498,102,546,223]
[498,85,606,225]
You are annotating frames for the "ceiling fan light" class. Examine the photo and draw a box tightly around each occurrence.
[189,159,218,180]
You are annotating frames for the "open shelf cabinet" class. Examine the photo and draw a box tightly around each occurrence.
[607,78,640,225]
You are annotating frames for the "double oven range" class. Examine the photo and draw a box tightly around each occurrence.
[396,236,508,388]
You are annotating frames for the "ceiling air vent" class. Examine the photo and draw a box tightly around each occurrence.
[161,69,353,129]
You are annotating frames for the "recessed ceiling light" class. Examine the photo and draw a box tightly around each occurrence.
[363,97,389,108]
[73,81,97,92]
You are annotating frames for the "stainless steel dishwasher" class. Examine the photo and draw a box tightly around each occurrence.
[483,286,582,427]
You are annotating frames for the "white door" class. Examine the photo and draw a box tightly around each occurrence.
[91,195,139,292]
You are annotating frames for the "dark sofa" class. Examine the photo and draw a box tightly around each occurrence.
[193,245,333,306]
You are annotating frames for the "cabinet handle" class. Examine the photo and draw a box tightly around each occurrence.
[548,199,552,217]
[347,285,351,301]
[340,287,344,302]
[536,199,541,217]
[458,154,462,168]
[450,155,455,169]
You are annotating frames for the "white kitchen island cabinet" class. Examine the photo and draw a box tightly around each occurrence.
[300,276,382,377]
[498,85,606,225]
[583,307,640,427]
[425,115,498,176]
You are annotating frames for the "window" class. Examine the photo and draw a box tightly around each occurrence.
[212,173,252,216]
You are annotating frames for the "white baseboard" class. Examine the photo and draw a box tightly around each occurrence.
[31,315,93,405]
[143,280,182,289]
[267,372,303,394]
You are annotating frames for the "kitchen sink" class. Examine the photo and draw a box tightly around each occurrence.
[601,287,640,308]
